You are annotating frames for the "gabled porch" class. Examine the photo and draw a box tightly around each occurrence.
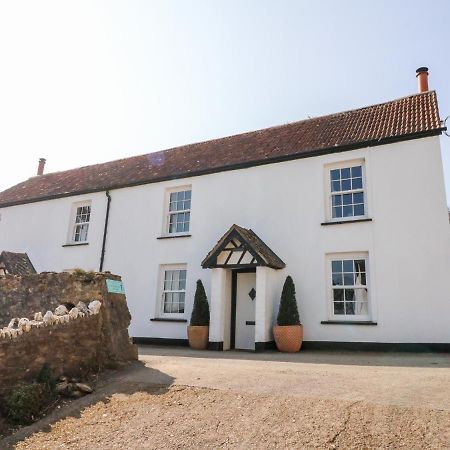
[202,224,285,351]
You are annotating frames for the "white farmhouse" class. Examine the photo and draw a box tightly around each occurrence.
[1,68,449,351]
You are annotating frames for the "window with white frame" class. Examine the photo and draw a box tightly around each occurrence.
[71,203,91,243]
[330,256,369,317]
[160,266,187,314]
[166,188,191,234]
[330,165,365,219]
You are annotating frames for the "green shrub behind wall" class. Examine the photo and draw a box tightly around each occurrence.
[6,383,48,425]
[36,363,57,393]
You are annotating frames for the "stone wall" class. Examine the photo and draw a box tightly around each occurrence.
[0,272,106,327]
[0,272,137,389]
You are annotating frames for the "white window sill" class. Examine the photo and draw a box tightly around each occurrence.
[62,242,89,247]
[157,234,192,240]
[150,317,187,323]
[321,320,377,325]
[321,218,372,226]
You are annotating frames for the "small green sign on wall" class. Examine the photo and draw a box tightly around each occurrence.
[106,279,126,295]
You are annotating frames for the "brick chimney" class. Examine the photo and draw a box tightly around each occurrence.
[37,158,46,176]
[416,67,429,93]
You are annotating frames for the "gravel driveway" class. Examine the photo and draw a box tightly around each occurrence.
[5,346,450,449]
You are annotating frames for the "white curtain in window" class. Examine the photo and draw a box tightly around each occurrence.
[354,273,368,315]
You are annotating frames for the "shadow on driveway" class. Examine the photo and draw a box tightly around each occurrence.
[138,344,450,368]
[1,361,174,450]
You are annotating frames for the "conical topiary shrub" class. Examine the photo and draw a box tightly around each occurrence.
[190,280,210,326]
[188,280,210,350]
[277,276,300,326]
[273,276,303,352]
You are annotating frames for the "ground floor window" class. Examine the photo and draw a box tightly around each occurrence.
[160,266,187,315]
[330,254,369,319]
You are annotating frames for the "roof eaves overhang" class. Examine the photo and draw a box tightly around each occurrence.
[0,128,444,209]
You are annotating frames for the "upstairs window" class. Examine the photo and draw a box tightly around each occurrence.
[330,256,369,318]
[166,188,191,234]
[70,203,91,243]
[330,165,365,219]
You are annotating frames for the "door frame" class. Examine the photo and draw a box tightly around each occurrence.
[230,268,256,350]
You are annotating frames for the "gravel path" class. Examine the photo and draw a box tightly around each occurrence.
[6,347,450,449]
[13,385,450,449]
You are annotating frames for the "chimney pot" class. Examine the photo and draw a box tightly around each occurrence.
[416,67,429,93]
[37,158,46,176]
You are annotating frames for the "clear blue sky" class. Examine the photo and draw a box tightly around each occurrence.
[0,0,449,204]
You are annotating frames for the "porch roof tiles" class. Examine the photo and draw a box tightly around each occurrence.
[202,224,286,270]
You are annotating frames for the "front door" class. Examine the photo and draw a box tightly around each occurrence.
[234,271,256,350]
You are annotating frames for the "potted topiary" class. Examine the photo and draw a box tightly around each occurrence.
[187,279,210,350]
[273,276,303,352]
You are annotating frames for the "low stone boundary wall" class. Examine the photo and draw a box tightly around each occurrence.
[0,272,105,327]
[0,272,137,389]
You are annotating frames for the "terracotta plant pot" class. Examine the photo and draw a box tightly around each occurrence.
[273,324,303,352]
[187,325,209,350]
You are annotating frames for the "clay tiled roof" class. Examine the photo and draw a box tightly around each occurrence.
[0,251,36,275]
[0,91,443,208]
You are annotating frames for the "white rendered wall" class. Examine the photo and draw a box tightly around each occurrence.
[0,136,449,344]
[209,268,232,347]
[255,266,277,343]
[0,192,107,272]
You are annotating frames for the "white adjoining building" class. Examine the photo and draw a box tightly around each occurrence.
[1,68,449,351]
